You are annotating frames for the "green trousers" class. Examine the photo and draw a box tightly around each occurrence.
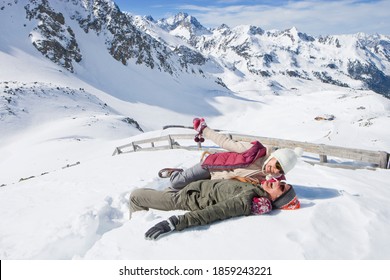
[129,188,181,219]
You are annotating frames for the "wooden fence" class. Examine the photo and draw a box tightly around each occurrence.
[112,133,390,169]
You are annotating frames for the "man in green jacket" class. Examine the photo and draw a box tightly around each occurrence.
[130,178,300,240]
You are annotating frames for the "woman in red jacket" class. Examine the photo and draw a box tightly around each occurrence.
[159,118,303,191]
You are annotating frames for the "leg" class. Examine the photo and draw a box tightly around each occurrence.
[129,188,180,218]
[170,162,211,190]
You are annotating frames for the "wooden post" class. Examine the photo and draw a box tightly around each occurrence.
[378,151,389,169]
[319,154,328,163]
[168,135,173,149]
[112,147,121,156]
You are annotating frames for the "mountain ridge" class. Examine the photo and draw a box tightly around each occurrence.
[151,12,390,97]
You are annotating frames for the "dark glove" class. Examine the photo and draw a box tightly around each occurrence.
[145,216,179,240]
[193,118,207,133]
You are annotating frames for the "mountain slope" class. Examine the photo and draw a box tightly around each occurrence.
[0,0,234,137]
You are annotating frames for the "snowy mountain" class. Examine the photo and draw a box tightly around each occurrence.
[151,13,390,98]
[4,0,390,99]
[1,0,390,261]
[0,0,229,140]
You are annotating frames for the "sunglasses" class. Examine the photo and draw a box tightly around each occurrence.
[275,161,284,174]
[279,181,287,193]
[262,179,288,193]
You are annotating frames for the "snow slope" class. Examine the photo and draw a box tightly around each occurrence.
[1,124,390,260]
[1,81,390,260]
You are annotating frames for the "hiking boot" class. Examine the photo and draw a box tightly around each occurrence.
[158,168,184,178]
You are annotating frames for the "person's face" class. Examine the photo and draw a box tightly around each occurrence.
[262,179,291,201]
[264,157,284,175]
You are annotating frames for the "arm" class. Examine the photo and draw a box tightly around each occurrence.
[175,192,253,231]
[145,195,272,239]
[203,127,252,153]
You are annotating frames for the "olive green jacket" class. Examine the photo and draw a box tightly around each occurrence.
[175,179,269,231]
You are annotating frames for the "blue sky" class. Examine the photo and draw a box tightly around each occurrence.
[114,0,390,36]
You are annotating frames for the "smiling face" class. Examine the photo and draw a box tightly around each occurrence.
[263,157,284,175]
[261,180,291,201]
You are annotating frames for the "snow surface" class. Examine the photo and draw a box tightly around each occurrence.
[1,0,390,262]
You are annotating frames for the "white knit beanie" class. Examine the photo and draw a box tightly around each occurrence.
[271,147,303,174]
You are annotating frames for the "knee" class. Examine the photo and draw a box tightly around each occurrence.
[129,189,148,212]
[129,189,143,205]
[130,188,141,199]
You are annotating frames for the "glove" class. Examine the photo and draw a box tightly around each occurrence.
[251,197,272,215]
[193,118,207,133]
[145,216,179,240]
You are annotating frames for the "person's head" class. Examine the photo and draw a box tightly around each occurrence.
[261,179,300,210]
[263,147,303,175]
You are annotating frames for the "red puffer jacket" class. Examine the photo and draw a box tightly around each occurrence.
[201,141,266,170]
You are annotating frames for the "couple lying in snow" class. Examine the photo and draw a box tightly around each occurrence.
[130,118,303,240]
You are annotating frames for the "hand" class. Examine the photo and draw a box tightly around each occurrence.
[251,197,272,215]
[193,118,207,133]
[145,216,179,240]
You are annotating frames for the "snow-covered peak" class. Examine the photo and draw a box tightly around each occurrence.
[157,12,211,40]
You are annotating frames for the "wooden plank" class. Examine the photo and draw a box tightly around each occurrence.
[121,134,195,148]
[229,134,386,167]
[303,161,377,170]
[128,135,170,146]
